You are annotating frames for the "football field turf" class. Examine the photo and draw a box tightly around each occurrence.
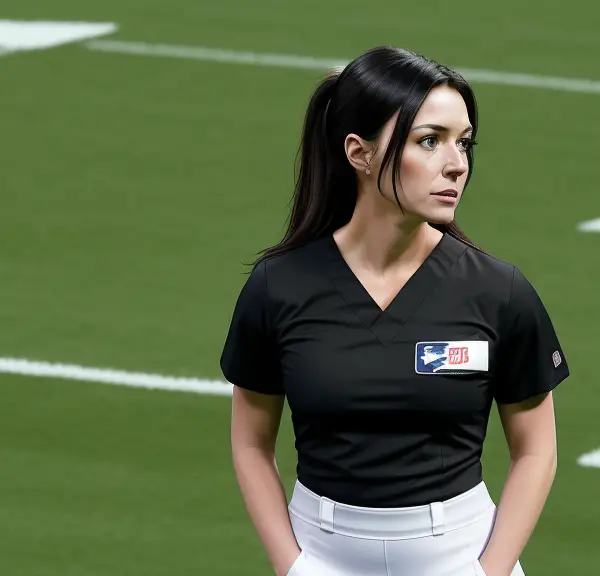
[1,1,599,574]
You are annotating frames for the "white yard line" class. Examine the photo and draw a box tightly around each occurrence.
[577,448,600,468]
[86,40,348,71]
[86,40,600,95]
[0,20,117,54]
[577,218,600,232]
[0,354,596,467]
[0,357,232,396]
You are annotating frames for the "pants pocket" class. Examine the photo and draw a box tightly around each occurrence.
[286,550,308,576]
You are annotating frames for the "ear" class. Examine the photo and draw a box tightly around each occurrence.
[344,134,374,173]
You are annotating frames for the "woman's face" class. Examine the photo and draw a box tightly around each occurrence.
[374,85,474,225]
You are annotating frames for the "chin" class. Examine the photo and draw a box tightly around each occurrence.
[424,211,455,226]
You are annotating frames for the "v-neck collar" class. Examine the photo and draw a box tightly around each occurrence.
[310,231,468,347]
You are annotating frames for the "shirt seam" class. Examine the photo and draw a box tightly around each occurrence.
[492,265,516,397]
[502,265,517,339]
[262,259,273,336]
[388,244,469,346]
[439,441,446,502]
[319,270,386,345]
[261,259,284,394]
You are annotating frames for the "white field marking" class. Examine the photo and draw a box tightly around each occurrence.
[87,40,348,71]
[0,20,117,55]
[0,357,233,396]
[577,448,600,468]
[0,355,596,468]
[577,218,600,232]
[85,40,600,95]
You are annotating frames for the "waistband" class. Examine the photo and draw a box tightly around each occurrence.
[288,480,495,540]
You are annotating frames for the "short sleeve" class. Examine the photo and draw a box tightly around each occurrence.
[219,259,283,395]
[493,267,570,404]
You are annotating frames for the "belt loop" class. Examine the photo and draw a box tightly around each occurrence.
[319,497,335,533]
[430,502,445,536]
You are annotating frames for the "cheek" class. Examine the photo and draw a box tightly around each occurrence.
[397,151,434,193]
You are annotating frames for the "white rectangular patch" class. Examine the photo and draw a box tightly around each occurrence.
[415,341,489,374]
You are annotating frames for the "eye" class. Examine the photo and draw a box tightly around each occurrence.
[419,135,439,150]
[458,137,477,152]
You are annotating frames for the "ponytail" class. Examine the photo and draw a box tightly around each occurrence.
[251,68,354,267]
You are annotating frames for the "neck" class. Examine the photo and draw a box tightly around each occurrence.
[333,204,442,274]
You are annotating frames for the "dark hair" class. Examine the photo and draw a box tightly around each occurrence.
[253,46,479,266]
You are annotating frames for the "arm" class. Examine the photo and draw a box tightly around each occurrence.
[479,391,558,576]
[231,385,302,576]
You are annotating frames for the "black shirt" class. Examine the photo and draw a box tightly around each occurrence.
[220,232,570,508]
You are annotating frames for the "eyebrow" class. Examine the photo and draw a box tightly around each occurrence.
[411,124,473,134]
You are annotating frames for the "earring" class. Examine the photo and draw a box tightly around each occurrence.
[365,167,371,175]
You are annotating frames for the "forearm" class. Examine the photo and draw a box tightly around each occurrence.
[480,452,557,576]
[233,446,301,576]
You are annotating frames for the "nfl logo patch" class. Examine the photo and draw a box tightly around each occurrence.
[552,350,562,368]
[415,341,489,374]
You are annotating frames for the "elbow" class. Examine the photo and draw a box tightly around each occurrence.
[550,448,558,477]
[510,447,558,481]
[231,439,275,460]
[544,450,558,488]
[230,433,277,469]
[547,441,558,476]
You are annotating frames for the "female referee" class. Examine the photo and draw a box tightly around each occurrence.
[220,46,570,576]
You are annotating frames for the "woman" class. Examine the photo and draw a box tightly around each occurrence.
[220,46,569,576]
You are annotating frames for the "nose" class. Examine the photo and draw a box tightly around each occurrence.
[443,145,469,180]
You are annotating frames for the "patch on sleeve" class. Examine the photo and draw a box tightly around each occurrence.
[552,350,562,368]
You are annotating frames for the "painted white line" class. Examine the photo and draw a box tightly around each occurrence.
[86,40,348,71]
[0,354,596,468]
[577,448,600,468]
[455,69,600,94]
[0,357,233,396]
[577,218,600,232]
[85,40,600,95]
[0,20,117,54]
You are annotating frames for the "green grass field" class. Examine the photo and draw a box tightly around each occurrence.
[1,2,599,574]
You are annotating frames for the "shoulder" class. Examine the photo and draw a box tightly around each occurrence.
[260,240,321,275]
[453,237,554,323]
[237,242,310,292]
[461,240,516,281]
[465,244,572,402]
[470,243,538,292]
[254,238,328,296]
[221,257,287,394]
[447,235,516,302]
[449,235,548,316]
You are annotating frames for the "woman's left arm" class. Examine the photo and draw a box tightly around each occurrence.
[478,391,558,576]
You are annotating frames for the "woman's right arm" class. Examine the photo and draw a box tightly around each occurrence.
[231,385,302,576]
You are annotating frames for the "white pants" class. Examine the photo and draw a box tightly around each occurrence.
[287,480,525,576]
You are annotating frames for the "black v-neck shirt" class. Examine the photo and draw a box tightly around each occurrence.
[220,233,570,507]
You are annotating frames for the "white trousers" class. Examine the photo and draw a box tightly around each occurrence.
[287,480,525,576]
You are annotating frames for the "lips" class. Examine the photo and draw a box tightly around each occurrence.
[432,189,458,198]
